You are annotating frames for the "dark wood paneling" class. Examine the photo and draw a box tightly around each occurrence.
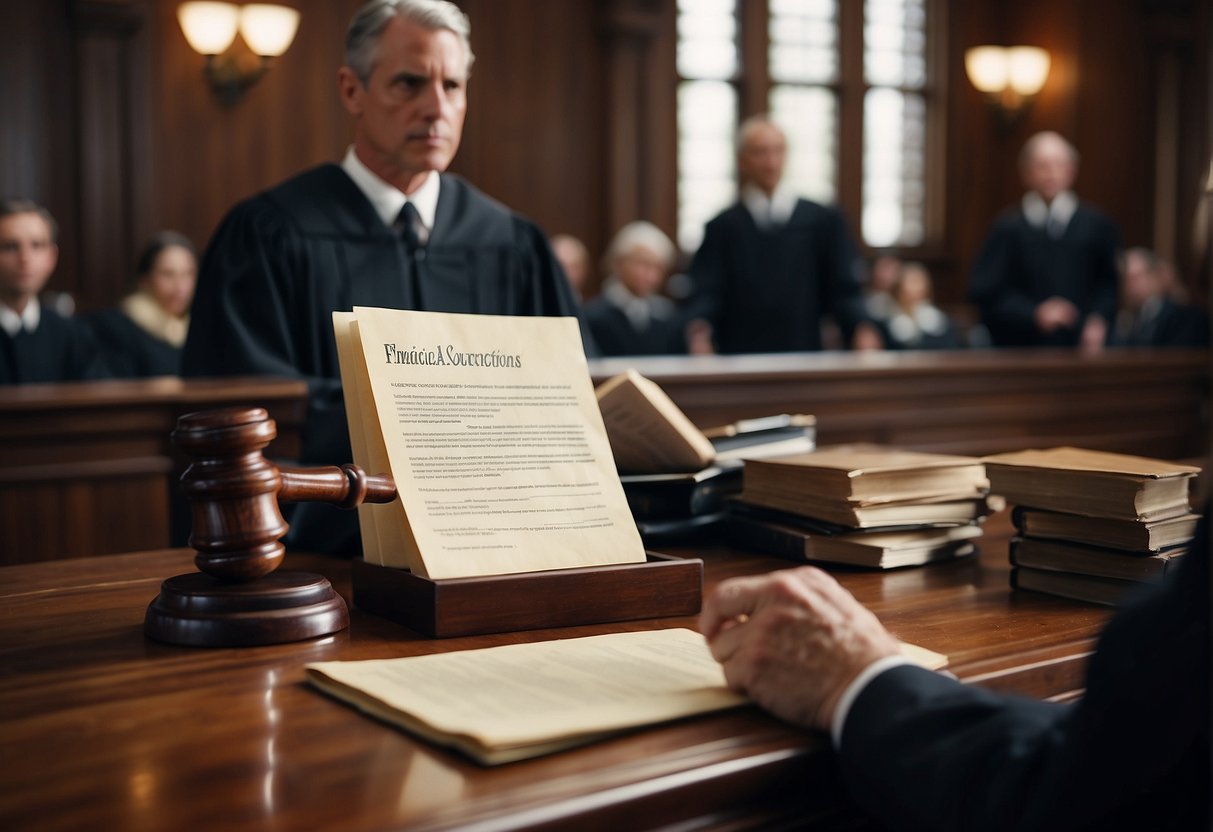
[1,1,1208,313]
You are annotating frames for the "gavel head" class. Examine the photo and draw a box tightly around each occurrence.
[172,407,288,582]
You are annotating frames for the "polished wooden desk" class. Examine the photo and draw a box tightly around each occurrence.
[0,512,1111,831]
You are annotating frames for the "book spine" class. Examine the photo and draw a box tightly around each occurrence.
[724,517,808,563]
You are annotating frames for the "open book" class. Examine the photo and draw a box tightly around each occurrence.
[333,308,646,579]
[306,627,947,765]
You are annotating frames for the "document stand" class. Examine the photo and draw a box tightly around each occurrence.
[351,553,702,638]
[151,407,701,645]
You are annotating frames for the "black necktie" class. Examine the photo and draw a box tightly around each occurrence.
[394,202,428,250]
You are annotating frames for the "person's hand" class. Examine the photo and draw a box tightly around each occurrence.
[699,567,900,732]
[850,322,884,351]
[1079,314,1107,353]
[1034,296,1080,333]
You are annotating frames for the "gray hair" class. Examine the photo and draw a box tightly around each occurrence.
[736,113,786,151]
[604,221,677,272]
[0,198,58,244]
[1019,131,1080,170]
[346,0,474,83]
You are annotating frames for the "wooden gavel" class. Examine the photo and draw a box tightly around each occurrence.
[172,406,398,581]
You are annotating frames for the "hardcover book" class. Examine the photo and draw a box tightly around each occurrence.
[983,447,1199,521]
[1011,506,1200,552]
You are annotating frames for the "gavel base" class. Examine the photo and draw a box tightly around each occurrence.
[144,571,350,647]
[352,553,703,638]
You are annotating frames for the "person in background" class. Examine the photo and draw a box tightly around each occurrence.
[700,513,1209,831]
[583,221,689,356]
[879,261,961,350]
[87,231,197,377]
[687,114,880,354]
[182,0,587,554]
[864,253,902,325]
[0,199,107,384]
[551,233,591,300]
[969,131,1120,351]
[1108,247,1208,348]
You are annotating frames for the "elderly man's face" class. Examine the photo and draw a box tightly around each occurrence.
[340,16,468,191]
[739,123,787,196]
[1023,136,1076,202]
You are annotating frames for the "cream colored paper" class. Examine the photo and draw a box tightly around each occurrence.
[306,628,749,764]
[347,307,645,579]
[333,313,424,571]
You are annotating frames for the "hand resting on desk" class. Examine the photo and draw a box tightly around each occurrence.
[699,566,900,732]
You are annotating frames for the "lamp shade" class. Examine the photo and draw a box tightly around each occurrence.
[1006,46,1050,96]
[178,1,240,56]
[240,4,301,57]
[964,46,1008,93]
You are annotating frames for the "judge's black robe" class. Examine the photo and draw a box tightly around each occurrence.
[839,513,1210,832]
[968,202,1120,347]
[182,165,587,553]
[0,307,109,384]
[687,199,869,353]
[87,307,182,377]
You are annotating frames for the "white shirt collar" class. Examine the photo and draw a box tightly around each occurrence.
[601,277,673,331]
[341,147,440,233]
[0,297,40,337]
[1022,190,1077,233]
[742,183,797,228]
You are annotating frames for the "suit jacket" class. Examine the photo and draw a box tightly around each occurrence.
[183,165,585,552]
[0,307,109,385]
[839,515,1210,831]
[87,306,182,378]
[583,294,688,356]
[1109,297,1210,348]
[969,201,1121,347]
[688,199,868,353]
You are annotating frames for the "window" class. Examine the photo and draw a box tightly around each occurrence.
[676,0,935,252]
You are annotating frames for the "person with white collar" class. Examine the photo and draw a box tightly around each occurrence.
[687,115,880,354]
[183,0,586,554]
[0,199,107,385]
[969,131,1121,349]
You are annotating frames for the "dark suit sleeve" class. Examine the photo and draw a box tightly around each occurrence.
[839,519,1211,832]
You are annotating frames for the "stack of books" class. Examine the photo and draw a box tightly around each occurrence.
[728,444,995,569]
[983,447,1201,606]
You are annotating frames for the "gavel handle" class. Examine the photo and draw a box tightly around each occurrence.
[279,464,398,508]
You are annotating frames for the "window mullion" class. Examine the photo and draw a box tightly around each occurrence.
[837,0,866,229]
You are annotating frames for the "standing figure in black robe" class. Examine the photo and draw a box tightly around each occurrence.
[687,115,879,354]
[182,1,584,553]
[969,131,1121,349]
[0,199,108,385]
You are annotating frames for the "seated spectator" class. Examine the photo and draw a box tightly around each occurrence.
[879,261,962,350]
[583,221,689,356]
[88,231,198,377]
[864,254,902,324]
[550,233,591,300]
[1109,247,1208,348]
[0,199,107,384]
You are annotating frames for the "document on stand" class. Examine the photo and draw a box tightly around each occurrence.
[335,307,646,579]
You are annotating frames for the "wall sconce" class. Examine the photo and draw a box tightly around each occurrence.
[965,45,1050,127]
[178,2,300,106]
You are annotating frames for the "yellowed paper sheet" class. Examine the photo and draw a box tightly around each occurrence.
[351,307,645,579]
[333,313,424,571]
[306,628,748,764]
[595,369,716,473]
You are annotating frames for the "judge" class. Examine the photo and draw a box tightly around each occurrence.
[0,199,107,385]
[183,0,586,553]
[968,132,1121,350]
[686,115,879,354]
